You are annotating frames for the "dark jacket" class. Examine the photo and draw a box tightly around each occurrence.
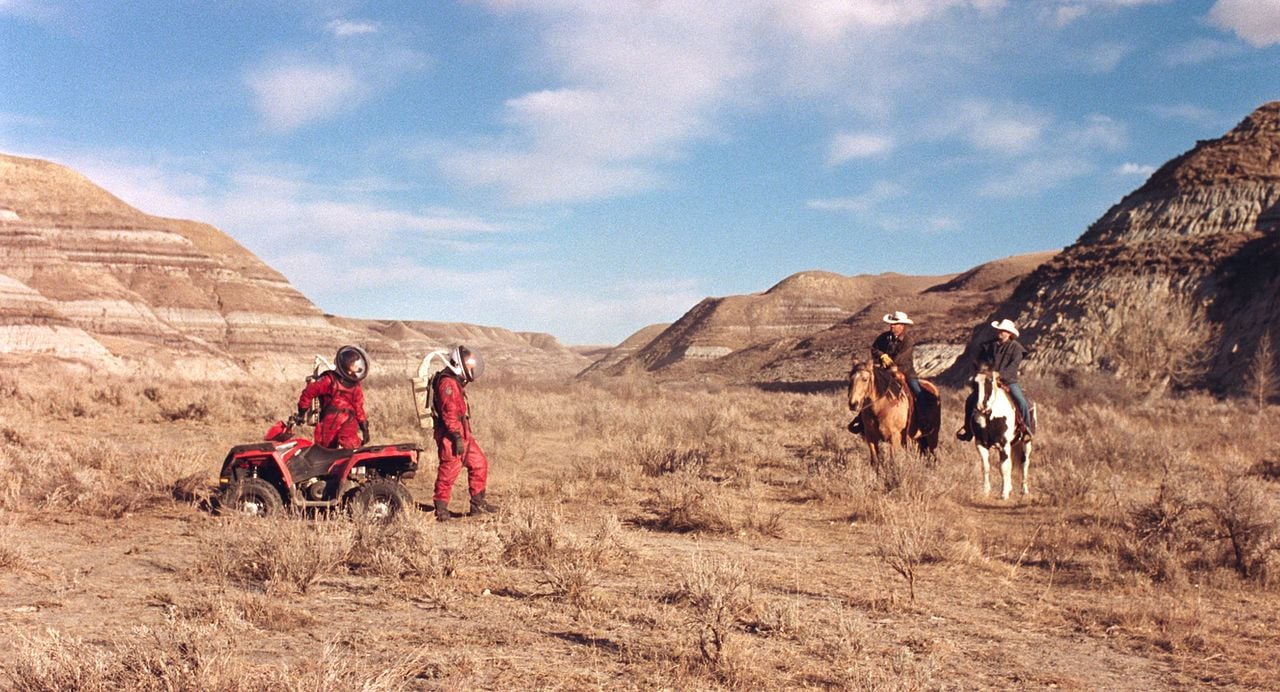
[871,330,916,378]
[977,338,1026,384]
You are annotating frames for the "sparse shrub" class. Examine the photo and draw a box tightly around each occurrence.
[1089,287,1216,401]
[1246,331,1276,410]
[196,517,353,595]
[1122,471,1210,584]
[873,490,947,601]
[498,504,627,607]
[676,554,753,665]
[1209,475,1280,583]
[648,472,736,534]
[345,514,458,581]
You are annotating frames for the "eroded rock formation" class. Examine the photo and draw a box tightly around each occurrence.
[959,101,1280,389]
[0,153,588,379]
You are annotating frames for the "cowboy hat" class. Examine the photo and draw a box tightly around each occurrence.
[882,311,914,325]
[990,318,1020,337]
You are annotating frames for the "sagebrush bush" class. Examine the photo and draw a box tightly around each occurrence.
[676,554,753,665]
[195,516,353,595]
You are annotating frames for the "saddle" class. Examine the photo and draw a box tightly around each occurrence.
[886,369,939,439]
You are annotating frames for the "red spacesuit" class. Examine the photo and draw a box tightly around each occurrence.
[431,345,494,520]
[298,346,370,450]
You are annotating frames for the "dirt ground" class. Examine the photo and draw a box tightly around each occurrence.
[1,375,1278,690]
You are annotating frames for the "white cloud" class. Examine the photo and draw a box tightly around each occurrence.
[1047,0,1166,26]
[876,214,960,234]
[979,157,1094,197]
[248,63,366,131]
[827,132,895,165]
[807,181,902,212]
[326,19,378,37]
[1066,114,1127,151]
[451,0,1009,204]
[282,253,703,343]
[53,154,510,253]
[1208,0,1280,47]
[1083,42,1131,73]
[1149,103,1221,126]
[1052,5,1089,26]
[937,101,1048,155]
[1163,37,1244,65]
[1116,162,1156,176]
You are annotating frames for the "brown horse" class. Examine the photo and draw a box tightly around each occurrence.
[847,358,912,467]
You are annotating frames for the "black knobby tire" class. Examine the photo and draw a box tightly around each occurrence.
[221,477,284,517]
[347,477,413,523]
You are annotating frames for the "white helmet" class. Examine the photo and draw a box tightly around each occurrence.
[447,345,484,383]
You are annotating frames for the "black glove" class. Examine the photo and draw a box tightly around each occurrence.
[449,433,464,456]
[358,421,370,446]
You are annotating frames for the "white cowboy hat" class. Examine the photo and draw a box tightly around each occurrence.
[990,318,1020,337]
[882,311,914,325]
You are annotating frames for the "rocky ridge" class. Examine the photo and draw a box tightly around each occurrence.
[959,101,1280,387]
[0,153,588,379]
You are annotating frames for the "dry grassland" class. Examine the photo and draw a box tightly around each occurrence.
[0,365,1277,689]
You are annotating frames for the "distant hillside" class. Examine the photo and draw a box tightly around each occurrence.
[953,100,1280,390]
[578,322,671,377]
[603,271,951,376]
[714,251,1057,387]
[581,252,1055,387]
[0,153,589,379]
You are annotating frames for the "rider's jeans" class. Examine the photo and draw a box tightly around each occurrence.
[1007,383,1030,425]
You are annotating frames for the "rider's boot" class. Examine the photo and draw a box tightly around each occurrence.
[469,491,498,515]
[434,500,453,522]
[955,425,973,441]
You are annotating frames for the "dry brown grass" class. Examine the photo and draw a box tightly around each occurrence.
[1,364,1279,688]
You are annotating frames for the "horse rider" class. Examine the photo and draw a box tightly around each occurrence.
[850,310,920,435]
[431,345,497,521]
[873,310,921,397]
[297,344,370,449]
[956,318,1033,442]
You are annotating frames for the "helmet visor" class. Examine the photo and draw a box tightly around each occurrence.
[462,350,484,381]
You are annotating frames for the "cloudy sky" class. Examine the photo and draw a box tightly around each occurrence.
[2,1,1278,344]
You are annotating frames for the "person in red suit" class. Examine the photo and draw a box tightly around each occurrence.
[297,345,370,449]
[431,344,496,521]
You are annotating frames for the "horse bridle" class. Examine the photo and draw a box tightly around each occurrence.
[849,362,874,415]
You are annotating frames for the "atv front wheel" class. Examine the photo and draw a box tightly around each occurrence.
[220,477,284,517]
[347,478,412,523]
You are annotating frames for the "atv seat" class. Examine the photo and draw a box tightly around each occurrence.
[288,445,354,481]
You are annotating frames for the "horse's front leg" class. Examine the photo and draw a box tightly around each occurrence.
[1019,440,1032,497]
[999,442,1013,501]
[976,444,992,496]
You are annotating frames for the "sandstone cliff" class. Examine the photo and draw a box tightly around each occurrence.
[0,153,589,380]
[953,101,1280,390]
[604,271,951,376]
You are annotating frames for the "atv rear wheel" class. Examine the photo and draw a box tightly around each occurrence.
[220,477,284,517]
[347,478,412,523]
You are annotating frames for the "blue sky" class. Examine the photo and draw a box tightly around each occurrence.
[2,1,1278,345]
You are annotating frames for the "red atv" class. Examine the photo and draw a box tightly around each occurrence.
[218,416,421,521]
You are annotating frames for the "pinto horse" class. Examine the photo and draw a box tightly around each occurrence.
[969,368,1033,500]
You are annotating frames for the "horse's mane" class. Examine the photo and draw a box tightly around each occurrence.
[874,366,905,398]
[850,359,906,399]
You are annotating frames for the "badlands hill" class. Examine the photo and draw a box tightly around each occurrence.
[592,252,1056,387]
[601,271,952,376]
[955,100,1280,389]
[0,153,588,380]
